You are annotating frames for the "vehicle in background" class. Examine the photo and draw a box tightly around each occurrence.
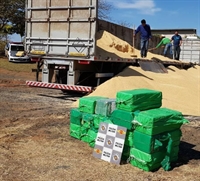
[5,42,30,62]
[180,37,200,64]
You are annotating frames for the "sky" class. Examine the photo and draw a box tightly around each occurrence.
[9,0,200,41]
[107,0,200,35]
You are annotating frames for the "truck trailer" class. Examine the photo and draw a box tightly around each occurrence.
[25,0,192,93]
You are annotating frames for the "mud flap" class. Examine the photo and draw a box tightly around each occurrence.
[138,60,168,73]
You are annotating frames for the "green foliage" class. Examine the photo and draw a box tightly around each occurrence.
[0,32,7,55]
[0,0,25,38]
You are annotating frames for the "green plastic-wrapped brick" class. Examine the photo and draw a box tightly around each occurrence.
[95,98,116,116]
[102,117,113,124]
[88,129,98,148]
[70,123,82,139]
[116,89,162,112]
[81,113,94,129]
[161,145,180,171]
[80,126,89,143]
[111,109,134,130]
[81,128,98,145]
[130,148,166,171]
[133,108,188,135]
[79,96,108,114]
[125,130,134,147]
[133,129,182,153]
[70,108,82,125]
[93,115,107,129]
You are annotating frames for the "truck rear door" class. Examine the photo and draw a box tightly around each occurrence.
[25,0,97,60]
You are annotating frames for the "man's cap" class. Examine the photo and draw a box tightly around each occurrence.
[161,34,165,37]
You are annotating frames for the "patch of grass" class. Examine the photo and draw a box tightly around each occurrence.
[0,57,36,72]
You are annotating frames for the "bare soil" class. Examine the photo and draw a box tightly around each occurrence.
[0,60,200,181]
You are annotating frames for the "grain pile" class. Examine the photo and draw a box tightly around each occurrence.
[96,30,181,63]
[72,30,199,116]
[73,65,200,116]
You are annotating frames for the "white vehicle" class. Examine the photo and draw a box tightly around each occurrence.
[5,42,30,62]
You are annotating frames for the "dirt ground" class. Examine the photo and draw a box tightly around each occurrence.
[0,60,200,181]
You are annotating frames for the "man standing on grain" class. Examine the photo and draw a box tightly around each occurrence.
[134,19,152,58]
[171,31,182,60]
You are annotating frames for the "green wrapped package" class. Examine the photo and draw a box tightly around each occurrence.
[80,126,89,143]
[81,113,94,129]
[130,148,165,171]
[70,108,82,125]
[95,98,116,116]
[70,123,81,139]
[133,129,182,153]
[88,129,98,148]
[133,108,188,135]
[79,96,108,114]
[93,115,107,129]
[102,117,113,124]
[161,141,180,171]
[111,109,134,130]
[125,130,134,147]
[81,128,98,145]
[116,89,162,112]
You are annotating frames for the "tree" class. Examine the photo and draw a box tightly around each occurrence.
[98,0,112,20]
[0,0,25,39]
[9,0,25,38]
[0,0,14,31]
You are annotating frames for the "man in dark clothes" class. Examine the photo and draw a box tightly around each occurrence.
[171,31,182,60]
[134,19,152,58]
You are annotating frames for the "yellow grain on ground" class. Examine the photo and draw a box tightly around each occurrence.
[73,65,200,116]
[73,30,200,116]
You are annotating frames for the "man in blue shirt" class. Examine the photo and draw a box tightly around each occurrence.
[171,31,182,60]
[134,19,152,58]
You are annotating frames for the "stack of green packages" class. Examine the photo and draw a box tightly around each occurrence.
[130,107,188,171]
[69,89,188,172]
[112,89,163,163]
[70,96,115,148]
[114,89,188,171]
[70,108,82,139]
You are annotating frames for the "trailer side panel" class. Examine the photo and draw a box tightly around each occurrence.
[26,0,97,58]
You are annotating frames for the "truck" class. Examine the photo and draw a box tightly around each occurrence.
[5,42,30,62]
[180,37,200,64]
[25,0,192,93]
